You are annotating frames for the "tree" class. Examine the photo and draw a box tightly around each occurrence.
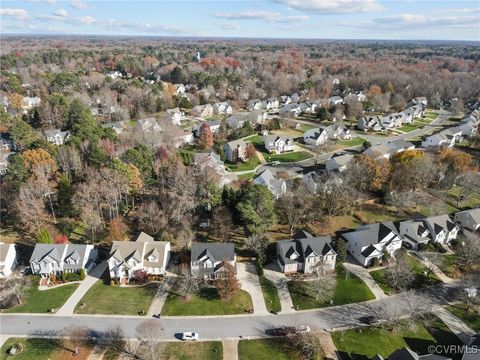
[456,233,480,271]
[57,174,74,216]
[36,228,53,244]
[21,148,57,175]
[63,325,89,357]
[123,145,155,184]
[244,234,269,265]
[9,119,37,151]
[174,263,201,301]
[66,99,104,143]
[316,107,330,121]
[275,187,312,235]
[136,320,163,360]
[214,261,239,301]
[197,123,213,150]
[315,171,357,216]
[309,275,336,302]
[209,205,235,241]
[438,148,473,187]
[106,217,130,242]
[102,326,134,357]
[54,234,69,244]
[333,238,347,262]
[16,179,50,234]
[389,150,434,194]
[4,154,29,192]
[246,143,256,160]
[79,268,86,280]
[236,185,275,235]
[348,154,390,193]
[384,249,415,291]
[285,332,324,360]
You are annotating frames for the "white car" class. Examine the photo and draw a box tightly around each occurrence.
[296,325,311,334]
[181,332,199,341]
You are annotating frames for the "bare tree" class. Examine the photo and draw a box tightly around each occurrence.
[285,332,324,360]
[456,233,480,271]
[275,187,312,235]
[308,275,336,303]
[63,325,89,357]
[214,261,239,301]
[136,320,164,360]
[384,250,415,292]
[102,326,135,357]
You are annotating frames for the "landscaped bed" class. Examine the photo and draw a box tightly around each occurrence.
[332,316,461,359]
[238,339,303,360]
[4,282,78,313]
[369,255,441,295]
[161,288,253,316]
[288,265,375,310]
[74,280,157,315]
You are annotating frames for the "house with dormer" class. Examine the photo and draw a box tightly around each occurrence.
[266,97,279,111]
[253,169,286,199]
[44,129,70,146]
[137,117,162,132]
[276,235,336,274]
[342,222,403,267]
[454,208,480,232]
[422,215,459,244]
[398,220,431,249]
[30,244,97,277]
[247,99,264,111]
[263,135,294,154]
[190,242,236,279]
[304,128,329,146]
[224,139,248,163]
[192,104,214,118]
[108,232,170,283]
[166,108,184,125]
[213,102,233,115]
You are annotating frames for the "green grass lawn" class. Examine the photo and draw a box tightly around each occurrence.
[369,256,441,295]
[4,283,78,313]
[336,137,366,147]
[288,265,375,310]
[353,204,406,224]
[444,186,480,210]
[161,341,222,360]
[447,305,480,332]
[258,274,281,313]
[266,151,311,163]
[332,316,461,359]
[434,254,460,278]
[399,121,424,132]
[225,154,261,172]
[237,172,256,181]
[161,288,253,316]
[0,338,57,360]
[74,281,157,315]
[238,339,302,360]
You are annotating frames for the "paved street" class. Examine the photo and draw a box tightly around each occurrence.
[0,282,461,341]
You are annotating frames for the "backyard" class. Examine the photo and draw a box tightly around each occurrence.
[161,288,253,316]
[74,280,157,315]
[288,265,375,310]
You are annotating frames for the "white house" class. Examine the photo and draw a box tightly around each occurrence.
[422,215,459,244]
[279,103,302,117]
[107,71,123,80]
[194,152,231,187]
[21,97,41,111]
[166,108,184,125]
[227,111,267,129]
[398,220,431,249]
[108,232,170,283]
[279,95,292,105]
[421,132,455,148]
[44,129,70,146]
[224,139,248,163]
[303,169,343,194]
[342,222,403,267]
[263,135,294,154]
[304,128,328,146]
[328,96,343,107]
[253,169,286,199]
[247,99,264,111]
[192,104,214,118]
[358,116,382,132]
[299,101,317,114]
[213,102,233,115]
[364,139,415,160]
[326,124,351,140]
[454,208,480,232]
[0,243,17,278]
[174,84,186,95]
[102,121,126,135]
[137,117,162,132]
[325,153,354,172]
[266,97,280,111]
[193,120,221,136]
[190,243,236,279]
[30,244,97,277]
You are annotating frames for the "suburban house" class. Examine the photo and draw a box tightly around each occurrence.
[398,220,432,249]
[253,169,286,199]
[194,152,231,186]
[387,346,451,360]
[328,96,343,107]
[291,92,301,103]
[303,169,342,194]
[304,128,329,146]
[266,97,280,110]
[30,244,98,277]
[166,108,184,125]
[213,102,233,115]
[0,243,17,278]
[247,99,264,111]
[358,115,382,132]
[190,242,236,279]
[107,71,123,80]
[364,139,415,159]
[227,111,267,129]
[422,215,459,244]
[137,117,162,132]
[276,235,337,274]
[224,139,248,163]
[263,135,294,154]
[381,113,405,129]
[279,103,302,117]
[299,101,317,114]
[174,84,185,95]
[325,153,354,172]
[421,132,455,148]
[174,131,195,147]
[279,95,292,105]
[193,120,221,136]
[102,121,126,135]
[342,222,403,267]
[108,232,171,283]
[454,208,480,232]
[192,104,214,118]
[21,96,41,111]
[326,124,352,140]
[44,129,70,146]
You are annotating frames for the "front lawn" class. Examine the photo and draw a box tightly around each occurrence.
[288,265,375,310]
[74,281,157,315]
[160,341,222,360]
[447,305,480,332]
[258,273,281,313]
[161,288,253,316]
[266,151,311,163]
[434,254,461,278]
[4,283,78,313]
[336,137,366,147]
[369,256,441,295]
[238,339,303,360]
[0,338,92,360]
[225,154,261,172]
[399,122,424,132]
[332,316,461,359]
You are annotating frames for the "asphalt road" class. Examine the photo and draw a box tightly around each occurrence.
[0,282,461,341]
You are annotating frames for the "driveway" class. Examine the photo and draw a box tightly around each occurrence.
[411,252,454,284]
[223,339,238,360]
[55,261,108,316]
[435,307,476,344]
[263,264,296,313]
[237,262,269,315]
[343,262,387,299]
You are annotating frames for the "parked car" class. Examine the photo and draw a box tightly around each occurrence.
[295,325,311,334]
[266,325,310,336]
[181,332,199,341]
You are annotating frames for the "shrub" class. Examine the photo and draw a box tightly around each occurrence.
[79,268,86,280]
[61,271,67,282]
[66,272,80,282]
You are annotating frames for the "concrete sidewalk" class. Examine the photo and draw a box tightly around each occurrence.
[223,339,238,360]
[55,261,108,316]
[147,288,168,317]
[343,262,387,299]
[436,307,476,345]
[237,262,269,315]
[263,265,295,313]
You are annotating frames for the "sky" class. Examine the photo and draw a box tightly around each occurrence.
[1,0,479,41]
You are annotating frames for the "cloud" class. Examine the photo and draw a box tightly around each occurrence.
[70,0,90,9]
[0,8,29,20]
[25,0,58,4]
[212,10,308,23]
[273,0,384,14]
[52,9,69,18]
[216,23,242,30]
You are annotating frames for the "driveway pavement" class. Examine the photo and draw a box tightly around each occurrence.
[435,307,476,344]
[223,339,238,360]
[146,287,168,317]
[262,264,295,313]
[237,262,269,315]
[343,262,387,299]
[412,252,454,284]
[55,261,108,316]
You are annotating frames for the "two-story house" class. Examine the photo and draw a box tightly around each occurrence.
[253,169,286,199]
[304,128,329,146]
[422,215,459,244]
[30,244,97,277]
[108,232,170,283]
[342,222,403,267]
[398,219,431,249]
[190,242,236,279]
[0,243,18,278]
[454,208,480,232]
[224,139,248,163]
[276,235,337,275]
[45,129,70,146]
[263,135,294,154]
